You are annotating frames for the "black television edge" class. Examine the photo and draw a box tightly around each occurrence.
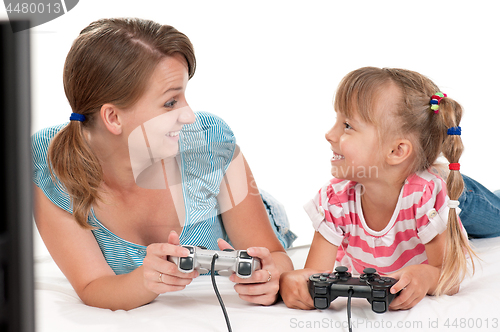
[0,20,35,332]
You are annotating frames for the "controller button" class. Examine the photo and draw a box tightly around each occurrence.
[315,286,328,295]
[319,276,327,281]
[363,268,377,275]
[183,246,195,254]
[373,290,386,298]
[335,266,348,273]
[314,298,329,310]
[378,279,386,284]
[239,251,252,259]
[223,248,235,252]
[372,301,387,313]
[238,262,252,276]
[179,257,193,270]
[321,273,330,277]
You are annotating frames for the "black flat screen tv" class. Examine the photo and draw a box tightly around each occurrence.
[0,20,35,332]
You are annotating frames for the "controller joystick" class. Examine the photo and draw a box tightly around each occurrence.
[168,245,261,278]
[308,266,400,313]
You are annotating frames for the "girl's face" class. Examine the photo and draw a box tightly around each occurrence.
[126,55,196,177]
[325,109,384,182]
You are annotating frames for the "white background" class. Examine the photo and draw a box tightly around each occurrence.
[2,0,499,246]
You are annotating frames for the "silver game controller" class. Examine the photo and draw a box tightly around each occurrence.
[168,245,261,278]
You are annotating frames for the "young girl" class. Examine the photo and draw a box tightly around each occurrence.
[280,67,476,310]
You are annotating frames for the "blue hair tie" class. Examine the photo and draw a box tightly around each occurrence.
[70,113,86,122]
[447,126,461,135]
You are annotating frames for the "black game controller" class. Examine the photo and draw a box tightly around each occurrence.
[168,245,261,278]
[308,266,400,313]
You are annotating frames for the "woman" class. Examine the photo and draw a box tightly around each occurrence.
[32,17,294,310]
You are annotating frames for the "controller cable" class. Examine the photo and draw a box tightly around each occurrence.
[347,289,354,332]
[211,253,233,332]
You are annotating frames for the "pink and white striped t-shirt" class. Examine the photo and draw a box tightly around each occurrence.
[304,169,463,275]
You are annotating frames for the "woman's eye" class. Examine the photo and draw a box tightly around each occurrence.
[164,99,178,108]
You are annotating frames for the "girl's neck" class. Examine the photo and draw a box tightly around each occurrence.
[358,176,406,232]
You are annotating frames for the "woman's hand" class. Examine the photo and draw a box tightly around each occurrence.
[218,239,280,305]
[387,264,447,310]
[142,231,199,294]
[279,268,325,309]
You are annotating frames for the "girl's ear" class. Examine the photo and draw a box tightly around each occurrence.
[100,104,122,135]
[386,139,413,166]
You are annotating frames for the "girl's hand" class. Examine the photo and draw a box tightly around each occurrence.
[142,231,199,294]
[387,264,443,310]
[217,239,279,305]
[280,268,325,310]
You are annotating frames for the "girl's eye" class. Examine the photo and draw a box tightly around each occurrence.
[164,99,178,108]
[344,122,352,130]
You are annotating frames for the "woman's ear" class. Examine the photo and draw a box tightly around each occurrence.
[386,139,413,166]
[100,104,122,135]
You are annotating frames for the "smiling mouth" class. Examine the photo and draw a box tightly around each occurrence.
[332,152,345,161]
[166,131,180,137]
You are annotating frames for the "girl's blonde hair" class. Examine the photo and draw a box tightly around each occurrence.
[48,18,196,229]
[334,67,475,295]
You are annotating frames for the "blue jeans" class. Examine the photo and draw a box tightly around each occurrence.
[260,189,297,249]
[459,175,500,238]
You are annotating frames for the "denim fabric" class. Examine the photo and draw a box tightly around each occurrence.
[260,189,297,249]
[459,174,500,238]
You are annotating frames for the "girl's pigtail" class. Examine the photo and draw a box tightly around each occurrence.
[434,97,477,295]
[48,117,102,229]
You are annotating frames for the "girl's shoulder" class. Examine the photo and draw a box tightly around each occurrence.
[404,169,447,197]
[316,178,359,208]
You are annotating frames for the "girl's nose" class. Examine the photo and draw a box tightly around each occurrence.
[325,125,339,144]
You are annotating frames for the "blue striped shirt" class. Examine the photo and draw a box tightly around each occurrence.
[32,112,237,275]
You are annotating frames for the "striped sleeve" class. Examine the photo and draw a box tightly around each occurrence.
[31,124,73,213]
[413,172,450,244]
[304,179,355,247]
[179,112,237,225]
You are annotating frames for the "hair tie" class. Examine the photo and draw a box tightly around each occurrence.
[449,163,460,171]
[70,113,86,122]
[448,200,460,209]
[430,92,447,114]
[447,126,461,135]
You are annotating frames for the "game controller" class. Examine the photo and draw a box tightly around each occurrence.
[168,245,261,278]
[308,266,400,313]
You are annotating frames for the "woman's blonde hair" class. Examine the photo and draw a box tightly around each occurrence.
[334,67,476,295]
[48,18,196,229]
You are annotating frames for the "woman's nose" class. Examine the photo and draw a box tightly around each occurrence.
[178,105,196,124]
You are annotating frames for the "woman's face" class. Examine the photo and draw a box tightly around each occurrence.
[126,55,195,178]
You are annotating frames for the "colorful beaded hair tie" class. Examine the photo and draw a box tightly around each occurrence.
[70,113,86,122]
[430,92,447,114]
[447,126,461,135]
[449,163,460,171]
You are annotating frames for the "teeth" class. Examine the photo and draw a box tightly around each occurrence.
[332,153,345,160]
[167,131,180,137]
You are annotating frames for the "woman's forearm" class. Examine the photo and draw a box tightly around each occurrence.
[79,265,158,311]
[271,251,294,276]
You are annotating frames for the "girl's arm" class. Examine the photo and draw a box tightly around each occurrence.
[33,185,197,310]
[388,230,455,310]
[219,152,293,305]
[280,231,338,309]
